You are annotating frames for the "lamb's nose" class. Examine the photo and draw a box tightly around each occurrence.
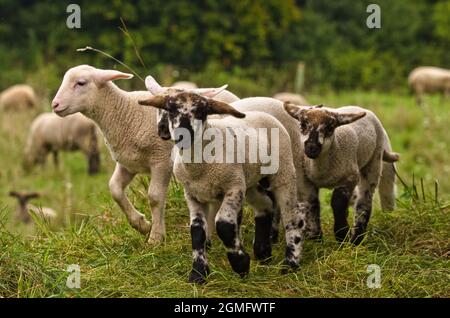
[51,101,59,109]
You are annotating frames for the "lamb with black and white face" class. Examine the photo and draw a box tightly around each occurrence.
[139,89,307,284]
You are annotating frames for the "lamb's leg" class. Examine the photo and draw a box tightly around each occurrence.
[273,182,307,270]
[271,204,280,243]
[147,162,172,244]
[52,151,59,167]
[297,175,322,240]
[246,187,275,262]
[215,189,250,277]
[109,163,151,235]
[185,192,210,284]
[331,186,354,242]
[351,161,381,245]
[206,202,220,248]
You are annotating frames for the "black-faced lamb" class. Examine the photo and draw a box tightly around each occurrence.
[9,191,57,223]
[284,102,399,245]
[139,91,306,284]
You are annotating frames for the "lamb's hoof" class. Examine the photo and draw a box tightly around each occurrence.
[350,229,366,246]
[205,239,212,250]
[133,217,152,235]
[147,231,165,245]
[280,259,300,274]
[306,230,323,241]
[189,262,210,284]
[188,270,208,285]
[270,229,279,244]
[253,243,272,263]
[334,226,350,243]
[227,251,250,278]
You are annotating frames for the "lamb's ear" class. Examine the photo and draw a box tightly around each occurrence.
[283,102,303,120]
[145,75,164,95]
[9,191,19,198]
[26,192,40,200]
[207,99,245,118]
[335,112,366,126]
[195,85,228,98]
[138,95,168,110]
[93,69,133,86]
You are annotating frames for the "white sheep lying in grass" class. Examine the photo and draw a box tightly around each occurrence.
[0,84,37,111]
[139,91,307,284]
[51,65,239,244]
[408,66,450,106]
[284,103,399,245]
[9,191,57,223]
[24,112,100,175]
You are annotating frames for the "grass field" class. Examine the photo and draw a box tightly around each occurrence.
[0,91,449,298]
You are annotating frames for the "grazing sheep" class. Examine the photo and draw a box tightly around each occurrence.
[274,92,308,106]
[284,102,399,245]
[23,112,100,175]
[172,81,198,90]
[408,66,450,106]
[0,84,37,111]
[9,191,57,223]
[51,65,239,244]
[139,91,307,284]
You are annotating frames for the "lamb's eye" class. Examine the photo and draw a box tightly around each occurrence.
[76,80,86,87]
[300,122,308,131]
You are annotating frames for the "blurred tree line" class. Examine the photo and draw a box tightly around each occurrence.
[0,0,449,97]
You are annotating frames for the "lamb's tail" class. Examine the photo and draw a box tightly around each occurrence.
[379,133,398,211]
[382,150,400,163]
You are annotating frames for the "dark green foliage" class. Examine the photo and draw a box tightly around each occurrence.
[0,0,449,95]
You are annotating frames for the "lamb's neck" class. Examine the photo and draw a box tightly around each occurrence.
[84,82,141,151]
[307,136,339,172]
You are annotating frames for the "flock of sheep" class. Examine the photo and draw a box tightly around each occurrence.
[1,64,449,284]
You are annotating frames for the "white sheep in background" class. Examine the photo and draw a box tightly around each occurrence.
[0,84,37,111]
[172,81,198,90]
[139,91,307,284]
[408,66,450,106]
[51,65,240,244]
[23,112,100,175]
[284,102,399,245]
[273,92,308,106]
[9,191,57,223]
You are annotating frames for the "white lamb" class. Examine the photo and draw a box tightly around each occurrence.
[408,66,450,106]
[23,112,100,175]
[284,102,399,244]
[51,65,239,244]
[273,92,308,106]
[0,84,37,111]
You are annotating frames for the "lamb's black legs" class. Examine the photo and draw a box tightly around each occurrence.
[331,187,352,242]
[247,187,275,262]
[215,189,250,277]
[185,192,210,284]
